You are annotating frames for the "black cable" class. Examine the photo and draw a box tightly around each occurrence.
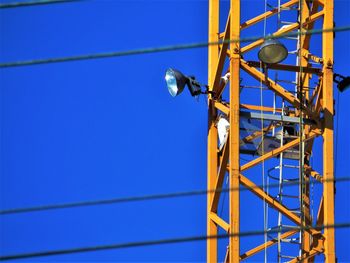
[0,223,348,261]
[0,0,84,8]
[0,26,349,68]
[1,177,349,216]
[335,90,340,177]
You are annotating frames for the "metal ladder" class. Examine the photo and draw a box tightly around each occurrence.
[264,0,303,262]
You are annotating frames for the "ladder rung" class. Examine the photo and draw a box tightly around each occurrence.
[281,21,295,25]
[280,6,299,10]
[280,255,296,259]
[284,36,299,40]
[276,79,297,84]
[281,239,301,244]
[280,224,298,229]
[280,194,299,198]
[283,164,300,169]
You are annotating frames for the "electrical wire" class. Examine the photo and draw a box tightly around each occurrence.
[0,0,84,8]
[335,89,340,177]
[0,223,348,261]
[0,26,349,68]
[1,177,349,216]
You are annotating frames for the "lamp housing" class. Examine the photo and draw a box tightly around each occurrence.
[258,39,288,64]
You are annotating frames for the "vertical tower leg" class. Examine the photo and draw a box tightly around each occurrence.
[229,1,240,262]
[300,0,311,260]
[207,1,219,262]
[322,0,335,262]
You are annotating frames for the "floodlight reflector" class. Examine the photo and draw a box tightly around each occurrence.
[165,68,188,97]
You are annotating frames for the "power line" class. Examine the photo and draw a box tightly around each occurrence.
[0,0,84,9]
[0,26,349,68]
[1,176,349,216]
[0,223,348,261]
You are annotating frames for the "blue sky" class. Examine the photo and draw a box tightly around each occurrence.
[0,0,349,262]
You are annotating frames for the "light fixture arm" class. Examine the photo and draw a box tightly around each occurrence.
[333,73,350,92]
[187,76,213,96]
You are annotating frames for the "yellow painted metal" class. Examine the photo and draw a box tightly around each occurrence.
[304,165,323,182]
[240,130,321,172]
[246,61,321,75]
[240,11,324,54]
[239,174,320,236]
[212,14,231,98]
[288,246,324,263]
[207,0,335,261]
[218,0,298,39]
[210,212,230,232]
[240,0,298,30]
[241,122,277,145]
[240,229,299,261]
[207,1,219,262]
[229,1,240,262]
[322,0,335,261]
[302,50,324,64]
[240,104,283,113]
[211,137,230,213]
[214,102,287,115]
[240,59,314,116]
[214,101,230,115]
[299,1,312,259]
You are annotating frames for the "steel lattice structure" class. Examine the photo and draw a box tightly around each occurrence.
[207,0,335,262]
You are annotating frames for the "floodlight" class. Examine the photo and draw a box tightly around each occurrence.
[217,116,230,151]
[334,73,350,92]
[258,39,288,64]
[165,68,208,97]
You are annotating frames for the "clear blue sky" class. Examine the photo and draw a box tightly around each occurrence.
[0,0,349,262]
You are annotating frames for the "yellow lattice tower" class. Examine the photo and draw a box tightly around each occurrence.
[207,0,335,262]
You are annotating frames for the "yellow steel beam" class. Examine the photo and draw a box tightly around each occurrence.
[219,0,299,39]
[240,0,298,30]
[240,229,299,260]
[240,10,324,54]
[322,0,335,261]
[239,174,320,236]
[246,61,321,75]
[304,165,323,182]
[214,102,286,115]
[212,14,230,98]
[210,137,230,213]
[316,197,324,227]
[241,122,276,145]
[302,50,324,64]
[240,130,321,172]
[229,1,241,261]
[210,212,230,232]
[240,104,283,113]
[288,247,324,263]
[207,1,219,262]
[214,101,230,115]
[300,1,312,258]
[240,59,314,117]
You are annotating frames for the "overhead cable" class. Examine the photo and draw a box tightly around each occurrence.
[1,176,349,216]
[0,223,348,261]
[0,0,84,8]
[0,26,349,68]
